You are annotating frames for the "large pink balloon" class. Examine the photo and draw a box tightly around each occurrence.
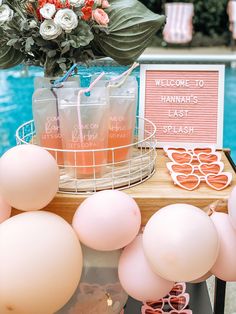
[0,211,83,314]
[211,212,236,281]
[190,271,212,284]
[0,195,11,223]
[143,204,219,282]
[118,235,174,302]
[0,145,59,211]
[228,186,236,229]
[72,190,141,251]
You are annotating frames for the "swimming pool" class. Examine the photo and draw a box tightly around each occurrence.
[0,64,236,161]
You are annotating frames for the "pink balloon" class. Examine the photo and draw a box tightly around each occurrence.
[143,204,219,282]
[0,195,11,223]
[190,271,212,284]
[211,212,236,281]
[72,190,141,251]
[0,145,59,211]
[0,211,83,314]
[228,186,236,229]
[118,235,174,302]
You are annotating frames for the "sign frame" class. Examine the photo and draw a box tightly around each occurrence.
[139,64,225,148]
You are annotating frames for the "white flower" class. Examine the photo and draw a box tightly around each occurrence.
[40,3,56,19]
[69,0,85,6]
[39,20,62,40]
[54,9,78,33]
[0,4,14,25]
[0,0,2,6]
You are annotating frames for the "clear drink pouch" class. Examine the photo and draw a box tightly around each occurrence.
[91,64,139,163]
[34,76,79,89]
[58,80,109,179]
[108,76,138,163]
[32,81,80,165]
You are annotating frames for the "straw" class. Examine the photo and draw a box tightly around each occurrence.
[109,62,139,88]
[53,63,78,87]
[77,72,105,143]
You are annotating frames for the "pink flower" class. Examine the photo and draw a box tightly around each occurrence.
[101,0,110,8]
[92,8,109,26]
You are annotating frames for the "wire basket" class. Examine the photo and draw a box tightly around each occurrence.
[16,117,157,194]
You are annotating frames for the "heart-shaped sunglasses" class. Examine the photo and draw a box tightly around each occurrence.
[166,151,222,164]
[163,145,216,155]
[142,283,192,314]
[166,161,224,176]
[171,172,232,191]
[141,294,191,314]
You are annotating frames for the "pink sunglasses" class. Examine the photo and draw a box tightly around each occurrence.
[141,294,191,314]
[141,306,192,314]
[166,151,222,164]
[166,161,224,176]
[163,145,216,155]
[171,172,232,191]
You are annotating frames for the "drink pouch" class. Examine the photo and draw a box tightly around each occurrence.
[91,64,139,163]
[34,76,79,89]
[58,84,109,179]
[32,80,80,165]
[108,76,138,163]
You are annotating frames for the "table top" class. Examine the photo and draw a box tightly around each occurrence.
[12,149,236,225]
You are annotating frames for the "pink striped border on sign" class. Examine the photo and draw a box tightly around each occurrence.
[139,65,225,148]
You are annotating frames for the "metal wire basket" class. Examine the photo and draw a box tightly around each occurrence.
[16,117,157,194]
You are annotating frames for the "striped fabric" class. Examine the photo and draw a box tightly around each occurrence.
[163,3,194,44]
[228,1,236,39]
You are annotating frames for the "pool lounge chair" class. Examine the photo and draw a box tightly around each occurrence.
[228,0,236,49]
[163,3,194,44]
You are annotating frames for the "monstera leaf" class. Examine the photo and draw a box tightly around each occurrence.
[93,0,165,65]
[0,45,24,69]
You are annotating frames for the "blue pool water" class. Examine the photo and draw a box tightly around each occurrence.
[0,65,236,161]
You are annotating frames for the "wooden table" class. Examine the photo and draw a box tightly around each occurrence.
[12,149,236,225]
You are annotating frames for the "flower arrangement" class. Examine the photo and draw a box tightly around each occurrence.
[0,0,165,76]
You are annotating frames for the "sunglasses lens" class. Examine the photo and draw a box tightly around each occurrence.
[169,284,184,296]
[200,163,221,175]
[198,153,218,163]
[145,310,163,314]
[170,295,188,310]
[176,175,199,190]
[146,300,163,309]
[168,148,187,153]
[171,164,192,174]
[193,148,212,155]
[170,312,191,314]
[207,174,229,190]
[171,153,192,164]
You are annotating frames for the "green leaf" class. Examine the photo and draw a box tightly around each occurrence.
[7,38,19,46]
[72,20,94,47]
[61,43,70,55]
[25,37,34,52]
[47,50,57,58]
[57,57,67,64]
[0,45,24,69]
[92,0,165,65]
[59,62,67,71]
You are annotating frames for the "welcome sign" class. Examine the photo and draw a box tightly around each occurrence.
[139,64,225,148]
